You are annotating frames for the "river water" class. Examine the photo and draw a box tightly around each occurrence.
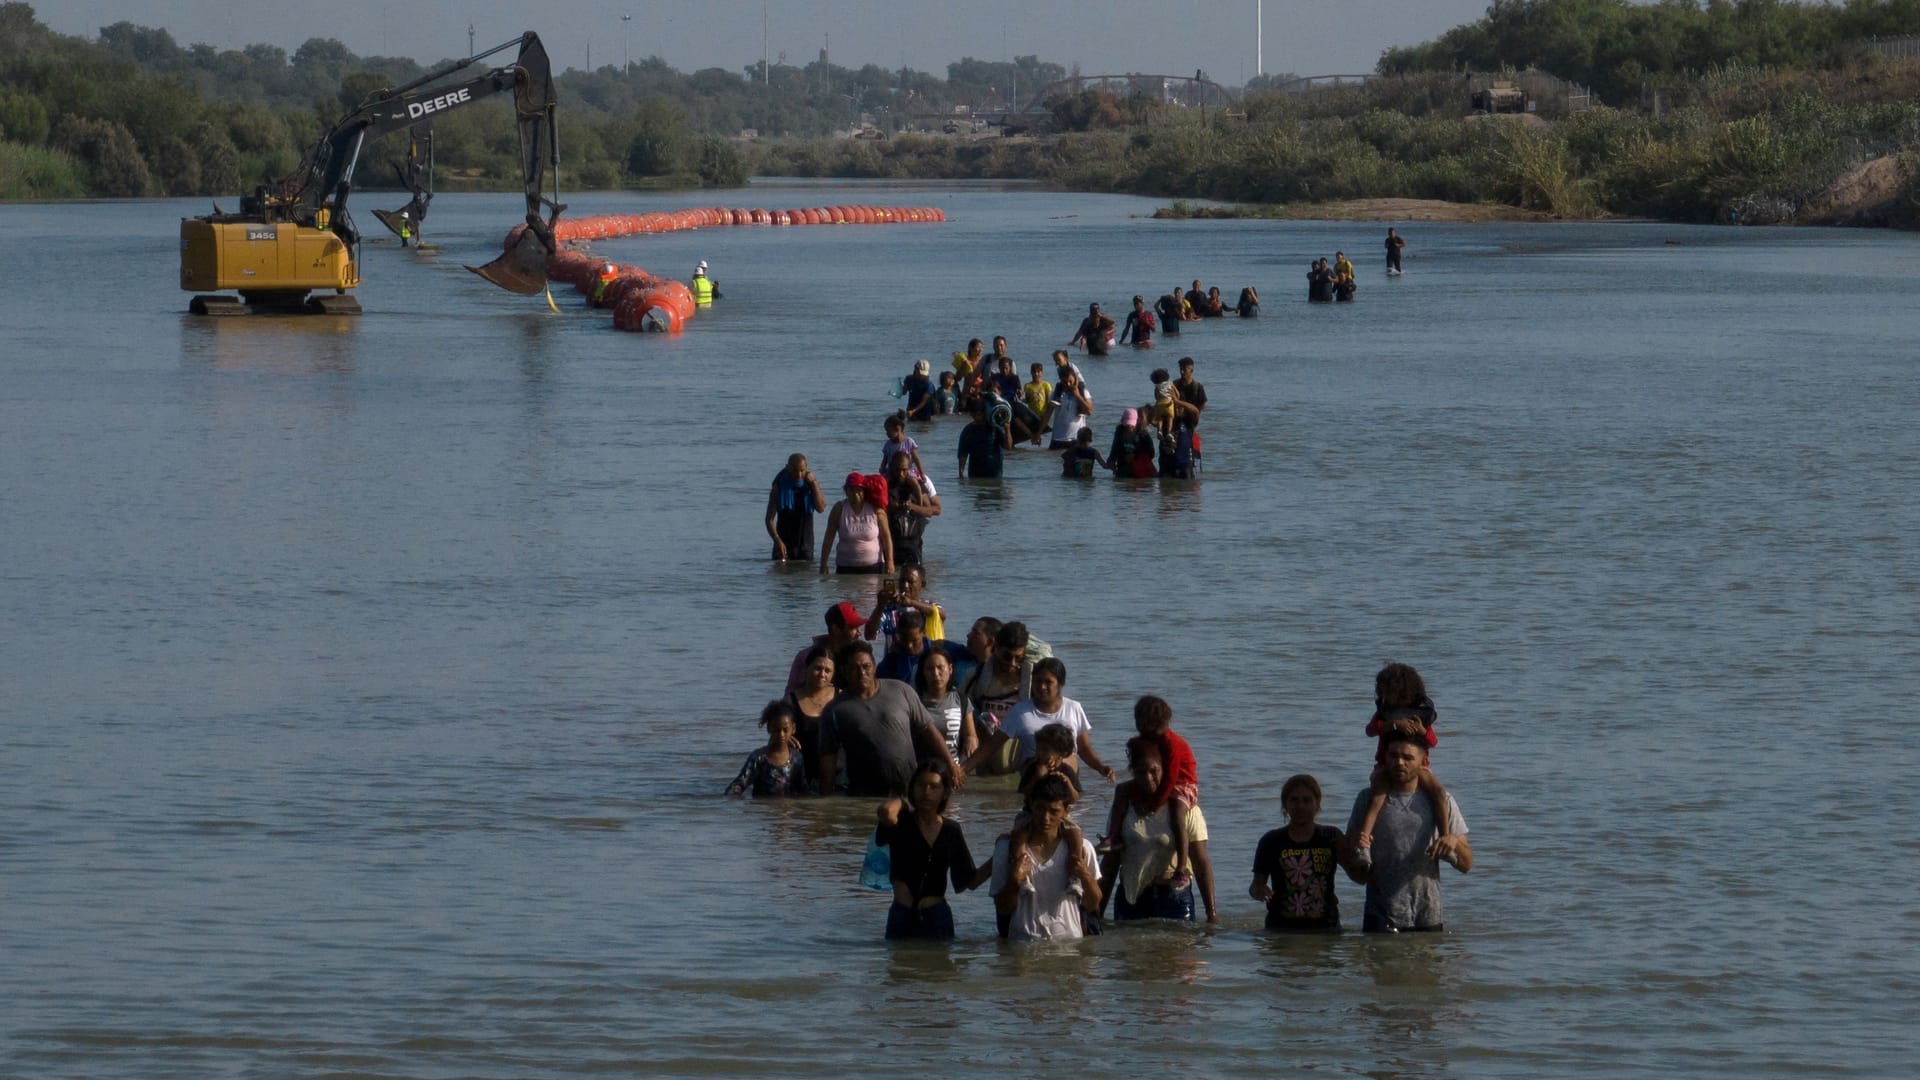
[4,182,1916,1077]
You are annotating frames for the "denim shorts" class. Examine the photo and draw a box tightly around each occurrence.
[1114,881,1195,922]
[885,900,956,940]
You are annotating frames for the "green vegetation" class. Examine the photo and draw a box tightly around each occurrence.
[0,2,1061,199]
[1381,0,1920,103]
[0,138,83,198]
[7,0,1920,225]
[1066,64,1920,222]
[1094,1,1920,224]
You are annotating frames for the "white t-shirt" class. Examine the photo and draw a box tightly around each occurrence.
[998,696,1091,766]
[989,832,1099,941]
[1048,386,1091,445]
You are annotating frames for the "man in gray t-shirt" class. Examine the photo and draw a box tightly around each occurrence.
[817,644,961,797]
[1345,720,1473,932]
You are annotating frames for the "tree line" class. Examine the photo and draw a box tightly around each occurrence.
[1381,0,1920,104]
[8,0,1920,226]
[0,1,1065,198]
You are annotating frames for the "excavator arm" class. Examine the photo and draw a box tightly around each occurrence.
[369,124,432,242]
[182,31,560,312]
[470,32,563,294]
[284,31,561,291]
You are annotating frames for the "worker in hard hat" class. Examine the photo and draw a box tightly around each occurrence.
[591,262,620,307]
[692,261,716,306]
[398,210,412,248]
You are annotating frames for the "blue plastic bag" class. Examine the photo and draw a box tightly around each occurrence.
[859,832,891,891]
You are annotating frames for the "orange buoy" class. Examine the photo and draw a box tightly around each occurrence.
[615,290,683,333]
[660,280,696,319]
[636,289,685,331]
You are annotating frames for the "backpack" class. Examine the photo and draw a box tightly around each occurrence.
[1160,426,1197,478]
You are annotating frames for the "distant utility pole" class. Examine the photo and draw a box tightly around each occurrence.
[762,3,770,85]
[1257,1,1263,78]
[1004,9,1014,109]
[467,22,475,58]
[623,14,632,75]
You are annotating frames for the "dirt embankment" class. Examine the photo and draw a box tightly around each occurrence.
[1800,155,1914,226]
[1158,156,1918,227]
[1155,198,1560,223]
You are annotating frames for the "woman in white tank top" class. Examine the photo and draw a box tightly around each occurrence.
[819,472,894,575]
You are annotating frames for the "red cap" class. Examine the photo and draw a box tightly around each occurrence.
[828,601,867,629]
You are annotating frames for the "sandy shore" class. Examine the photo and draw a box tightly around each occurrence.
[1155,198,1561,223]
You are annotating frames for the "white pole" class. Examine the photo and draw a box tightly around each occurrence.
[623,14,632,75]
[1257,0,1263,78]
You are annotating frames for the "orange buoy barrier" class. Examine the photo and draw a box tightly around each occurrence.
[614,289,683,333]
[512,204,944,332]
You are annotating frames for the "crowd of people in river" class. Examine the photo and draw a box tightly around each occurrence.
[727,581,1473,941]
[766,347,1212,577]
[1064,279,1262,359]
[744,227,1461,942]
[888,339,1212,490]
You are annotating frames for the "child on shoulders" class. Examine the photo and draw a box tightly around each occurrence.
[1352,662,1452,850]
[1017,723,1083,802]
[1101,695,1200,886]
[881,412,927,480]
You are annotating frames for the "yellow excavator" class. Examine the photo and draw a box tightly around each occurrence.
[180,32,563,315]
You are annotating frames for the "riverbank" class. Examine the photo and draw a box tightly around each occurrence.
[1153,198,1562,223]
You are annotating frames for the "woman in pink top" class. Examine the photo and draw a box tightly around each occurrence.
[819,472,894,576]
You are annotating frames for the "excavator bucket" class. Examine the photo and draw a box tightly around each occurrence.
[370,207,411,239]
[465,33,562,298]
[466,219,552,294]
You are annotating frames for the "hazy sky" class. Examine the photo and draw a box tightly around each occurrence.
[42,1,1496,88]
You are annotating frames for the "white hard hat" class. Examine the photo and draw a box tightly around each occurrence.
[698,261,708,270]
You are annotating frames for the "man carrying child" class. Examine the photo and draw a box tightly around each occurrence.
[1344,718,1472,932]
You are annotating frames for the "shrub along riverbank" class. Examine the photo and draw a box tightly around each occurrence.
[8,0,1920,227]
[739,63,1920,227]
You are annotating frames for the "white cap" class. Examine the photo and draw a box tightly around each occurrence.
[698,261,708,270]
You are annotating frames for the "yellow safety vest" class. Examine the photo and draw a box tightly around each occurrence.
[692,275,714,305]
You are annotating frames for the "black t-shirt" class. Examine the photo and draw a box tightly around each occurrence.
[1253,824,1343,930]
[878,817,977,901]
[902,372,934,414]
[957,421,1004,478]
[784,689,826,772]
[1155,295,1181,331]
[1075,316,1111,356]
[1177,378,1207,423]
